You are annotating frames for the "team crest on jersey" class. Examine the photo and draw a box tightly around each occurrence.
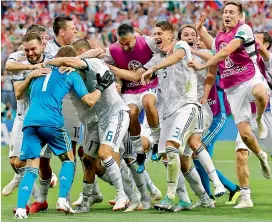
[219,42,234,69]
[128,60,142,71]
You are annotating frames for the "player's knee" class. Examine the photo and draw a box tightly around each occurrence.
[58,151,74,162]
[142,96,156,112]
[78,146,84,158]
[94,159,106,175]
[240,132,252,145]
[82,155,94,169]
[252,84,268,100]
[128,106,139,122]
[98,146,111,161]
[187,137,202,151]
[14,158,25,169]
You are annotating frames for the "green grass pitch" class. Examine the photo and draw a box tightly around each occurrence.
[1,141,272,222]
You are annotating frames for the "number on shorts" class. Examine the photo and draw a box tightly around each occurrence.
[73,127,80,138]
[88,141,100,153]
[173,127,181,139]
[105,131,114,142]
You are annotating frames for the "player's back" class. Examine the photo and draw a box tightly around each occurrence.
[24,66,87,128]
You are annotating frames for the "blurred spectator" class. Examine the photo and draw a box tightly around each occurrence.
[1,70,16,109]
[1,102,16,121]
[1,1,272,109]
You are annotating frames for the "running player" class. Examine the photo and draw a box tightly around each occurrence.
[189,1,271,180]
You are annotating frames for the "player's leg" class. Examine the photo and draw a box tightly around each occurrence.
[14,126,43,219]
[39,126,75,214]
[123,94,146,173]
[226,83,271,178]
[154,105,198,211]
[98,110,130,211]
[141,90,161,161]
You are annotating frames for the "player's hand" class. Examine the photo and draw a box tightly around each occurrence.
[195,12,207,35]
[200,96,208,105]
[115,82,122,93]
[79,47,105,59]
[31,63,44,70]
[162,39,177,54]
[187,60,204,70]
[141,67,155,86]
[30,68,51,78]
[96,70,115,92]
[59,66,75,74]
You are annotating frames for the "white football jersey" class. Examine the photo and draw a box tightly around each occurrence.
[82,58,129,125]
[8,51,54,119]
[144,41,198,119]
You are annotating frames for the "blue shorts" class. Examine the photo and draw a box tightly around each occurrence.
[202,112,226,157]
[20,126,72,161]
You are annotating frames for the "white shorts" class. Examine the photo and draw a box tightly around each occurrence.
[83,111,129,158]
[225,72,269,125]
[122,88,158,111]
[9,116,23,158]
[9,115,52,159]
[62,96,81,142]
[158,104,199,154]
[83,121,100,158]
[236,112,272,156]
[194,103,213,134]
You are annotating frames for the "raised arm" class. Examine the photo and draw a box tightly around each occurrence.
[201,65,217,104]
[195,12,214,50]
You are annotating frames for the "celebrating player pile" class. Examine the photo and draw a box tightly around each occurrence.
[2,0,271,220]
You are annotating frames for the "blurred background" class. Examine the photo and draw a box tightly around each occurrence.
[1,0,272,123]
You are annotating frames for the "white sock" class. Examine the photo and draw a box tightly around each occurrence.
[196,145,221,185]
[83,182,94,202]
[129,160,150,202]
[143,170,157,195]
[150,125,160,144]
[32,182,44,203]
[98,171,112,185]
[120,159,135,201]
[184,166,207,198]
[103,156,126,197]
[39,178,51,201]
[240,187,251,200]
[176,171,190,203]
[92,176,101,195]
[131,136,144,154]
[166,147,180,200]
[163,160,168,168]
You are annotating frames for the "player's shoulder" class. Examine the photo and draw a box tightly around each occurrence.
[174,40,190,50]
[8,50,26,62]
[236,23,252,34]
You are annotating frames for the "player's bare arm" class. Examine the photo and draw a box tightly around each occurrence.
[201,65,217,104]
[108,64,145,82]
[188,38,243,70]
[6,61,43,72]
[46,57,87,70]
[13,68,51,100]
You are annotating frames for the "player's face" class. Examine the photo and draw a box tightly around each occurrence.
[180,27,197,48]
[62,21,77,45]
[23,39,43,63]
[117,33,136,52]
[40,32,49,48]
[154,27,173,50]
[223,4,242,31]
[197,38,206,49]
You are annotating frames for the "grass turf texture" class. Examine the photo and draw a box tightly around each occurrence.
[1,141,272,222]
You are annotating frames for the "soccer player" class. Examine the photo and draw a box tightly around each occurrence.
[183,27,241,205]
[140,21,218,211]
[189,0,271,180]
[14,45,115,219]
[4,30,53,213]
[104,23,162,173]
[46,39,132,211]
[234,32,272,208]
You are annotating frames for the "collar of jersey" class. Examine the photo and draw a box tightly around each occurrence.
[54,38,62,47]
